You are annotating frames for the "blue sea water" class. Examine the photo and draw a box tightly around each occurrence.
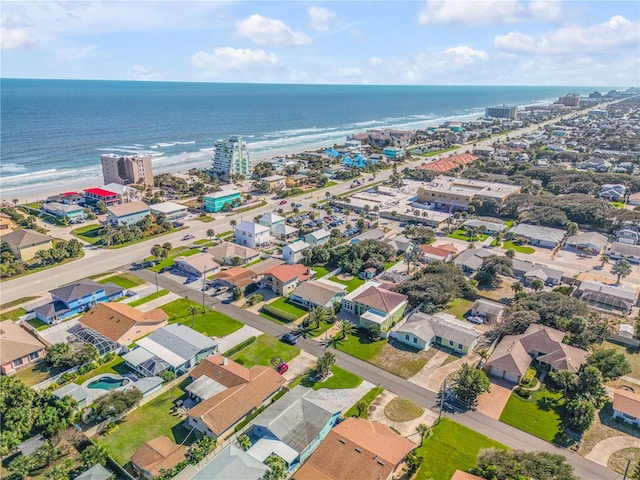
[0,79,599,193]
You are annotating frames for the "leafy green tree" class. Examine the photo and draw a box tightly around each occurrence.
[264,453,287,480]
[150,244,164,262]
[530,278,545,292]
[0,430,22,457]
[238,434,251,451]
[34,440,61,467]
[564,398,595,432]
[416,423,432,447]
[8,454,36,480]
[566,222,578,236]
[471,449,576,480]
[599,254,609,268]
[549,370,578,397]
[94,389,142,419]
[612,258,632,283]
[45,343,73,368]
[368,325,382,341]
[336,320,356,340]
[232,286,243,300]
[43,459,72,480]
[504,248,515,259]
[95,201,107,214]
[355,400,368,417]
[405,453,423,475]
[587,348,631,380]
[315,351,336,380]
[451,364,490,408]
[80,444,108,468]
[474,256,513,288]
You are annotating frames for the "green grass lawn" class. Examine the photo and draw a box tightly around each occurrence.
[415,418,507,480]
[15,361,68,387]
[97,380,194,465]
[335,333,387,362]
[147,247,201,272]
[98,273,145,289]
[311,265,330,278]
[294,365,362,391]
[603,340,640,379]
[128,289,170,307]
[418,147,457,157]
[443,298,474,320]
[0,296,39,310]
[0,307,27,321]
[26,318,49,330]
[305,320,334,338]
[502,240,535,254]
[71,224,102,244]
[500,388,564,443]
[160,298,243,337]
[328,274,365,292]
[268,297,309,319]
[231,334,300,368]
[74,357,131,385]
[447,229,490,242]
[343,386,384,419]
[228,200,268,215]
[195,214,215,222]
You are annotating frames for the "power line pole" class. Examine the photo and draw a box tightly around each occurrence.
[438,377,447,425]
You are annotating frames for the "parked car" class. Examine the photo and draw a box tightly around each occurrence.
[184,276,199,284]
[182,234,195,241]
[276,362,289,375]
[281,332,298,345]
[279,200,288,205]
[295,203,303,208]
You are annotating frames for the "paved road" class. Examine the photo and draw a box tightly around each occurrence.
[134,268,618,479]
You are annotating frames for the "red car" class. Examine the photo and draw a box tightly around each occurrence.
[279,199,288,205]
[276,362,289,375]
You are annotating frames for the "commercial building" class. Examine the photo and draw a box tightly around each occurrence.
[211,136,251,179]
[203,190,241,213]
[149,201,188,221]
[485,104,517,120]
[107,200,150,227]
[83,187,120,207]
[100,154,153,187]
[417,175,520,211]
[556,93,580,107]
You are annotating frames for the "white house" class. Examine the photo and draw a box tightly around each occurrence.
[258,213,286,230]
[282,241,310,265]
[612,389,640,427]
[304,229,330,247]
[234,221,273,249]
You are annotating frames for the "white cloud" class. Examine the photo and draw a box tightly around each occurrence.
[307,6,336,32]
[369,57,383,66]
[191,46,284,81]
[494,15,640,54]
[1,28,36,50]
[418,0,562,26]
[127,64,163,81]
[444,45,489,63]
[235,14,311,47]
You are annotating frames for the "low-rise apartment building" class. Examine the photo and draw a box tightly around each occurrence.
[417,175,520,211]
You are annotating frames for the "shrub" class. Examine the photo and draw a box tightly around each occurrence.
[245,293,264,307]
[159,370,176,382]
[222,336,256,357]
[520,367,537,387]
[261,304,299,323]
[234,405,266,432]
[102,422,119,436]
[514,386,532,400]
[60,372,78,384]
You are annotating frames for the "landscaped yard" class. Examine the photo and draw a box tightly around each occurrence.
[414,418,507,480]
[502,240,535,254]
[231,334,300,368]
[295,365,363,391]
[311,265,330,278]
[268,297,308,318]
[160,298,243,337]
[0,307,26,321]
[71,224,102,244]
[343,386,384,419]
[15,361,67,387]
[128,289,170,307]
[447,229,489,242]
[97,379,195,465]
[443,298,474,320]
[335,333,433,379]
[500,388,565,444]
[328,274,365,292]
[384,397,424,422]
[147,247,201,272]
[98,273,145,289]
[26,318,49,330]
[74,357,130,385]
[305,320,334,338]
[603,340,640,379]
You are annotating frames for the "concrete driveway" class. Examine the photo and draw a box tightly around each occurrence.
[282,350,316,382]
[586,435,640,466]
[475,378,515,419]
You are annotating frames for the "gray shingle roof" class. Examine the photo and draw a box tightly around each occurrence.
[73,465,112,480]
[146,324,218,361]
[453,248,495,271]
[396,312,481,349]
[49,279,112,303]
[510,223,565,244]
[192,445,267,480]
[2,229,52,249]
[290,280,344,307]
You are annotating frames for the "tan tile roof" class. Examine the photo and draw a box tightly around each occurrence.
[418,244,454,259]
[188,357,285,435]
[613,389,640,417]
[451,471,484,480]
[209,242,260,262]
[214,266,257,287]
[416,153,479,172]
[294,418,415,480]
[352,286,407,313]
[190,355,251,386]
[263,263,311,283]
[0,321,47,365]
[131,436,188,477]
[107,200,149,217]
[79,302,167,343]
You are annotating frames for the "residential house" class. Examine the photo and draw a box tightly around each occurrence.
[628,192,640,207]
[123,324,218,377]
[213,266,258,289]
[565,232,608,255]
[189,445,267,480]
[304,228,330,247]
[73,464,112,480]
[342,280,408,332]
[174,252,220,277]
[578,157,612,172]
[258,175,287,193]
[0,212,17,236]
[46,192,84,205]
[247,386,341,468]
[418,244,456,263]
[0,321,48,375]
[599,183,626,201]
[260,264,314,296]
[510,223,565,249]
[1,229,54,261]
[415,154,479,176]
[149,201,188,222]
[607,242,640,265]
[203,190,241,213]
[612,389,640,427]
[487,324,588,383]
[294,417,415,480]
[83,187,119,207]
[282,241,310,265]
[42,202,86,222]
[208,242,260,266]
[387,234,413,254]
[131,436,188,480]
[103,183,141,203]
[33,279,124,324]
[272,223,300,241]
[576,280,638,315]
[470,299,507,323]
[351,228,386,244]
[616,228,639,246]
[451,471,484,480]
[107,200,150,227]
[234,221,273,249]
[289,280,346,309]
[461,218,506,235]
[286,174,308,188]
[453,248,495,274]
[392,312,481,354]
[186,356,285,440]
[522,265,564,287]
[78,302,168,348]
[258,212,286,230]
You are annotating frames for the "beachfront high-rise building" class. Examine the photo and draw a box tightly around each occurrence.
[556,93,580,107]
[100,154,153,187]
[211,136,251,179]
[485,104,518,120]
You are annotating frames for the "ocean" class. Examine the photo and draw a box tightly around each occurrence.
[0,79,599,193]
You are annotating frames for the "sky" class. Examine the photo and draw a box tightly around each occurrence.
[1,1,639,86]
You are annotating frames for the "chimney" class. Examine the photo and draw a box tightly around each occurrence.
[223,358,228,365]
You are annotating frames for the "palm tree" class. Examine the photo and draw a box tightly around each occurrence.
[416,423,432,447]
[612,258,632,283]
[187,305,199,328]
[238,434,252,451]
[566,222,579,236]
[511,281,524,297]
[206,229,215,244]
[336,320,356,340]
[8,454,36,480]
[530,278,544,292]
[309,307,330,329]
[504,248,515,259]
[599,254,609,268]
[355,400,368,417]
[80,444,108,468]
[404,246,420,274]
[230,219,237,228]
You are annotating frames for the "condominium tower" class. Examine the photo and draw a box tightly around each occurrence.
[100,154,153,187]
[485,104,518,120]
[211,136,251,179]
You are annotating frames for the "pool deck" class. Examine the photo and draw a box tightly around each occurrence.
[80,373,129,404]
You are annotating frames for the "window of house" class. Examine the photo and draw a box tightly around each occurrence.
[449,340,454,346]
[405,334,410,340]
[29,352,39,361]
[13,358,23,367]
[458,344,463,350]
[413,337,417,344]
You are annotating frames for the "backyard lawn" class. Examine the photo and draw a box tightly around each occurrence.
[128,289,170,307]
[414,418,507,480]
[311,265,330,278]
[74,357,130,385]
[502,240,535,254]
[328,274,365,292]
[97,380,195,465]
[147,247,201,272]
[447,229,489,242]
[604,340,640,379]
[0,307,27,321]
[443,298,474,320]
[160,299,243,337]
[15,361,67,387]
[71,224,102,244]
[231,334,300,368]
[500,388,565,443]
[98,273,145,289]
[26,318,49,330]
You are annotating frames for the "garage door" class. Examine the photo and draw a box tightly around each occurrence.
[504,372,520,383]
[490,367,505,378]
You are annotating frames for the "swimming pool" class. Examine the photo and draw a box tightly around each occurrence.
[87,376,127,391]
